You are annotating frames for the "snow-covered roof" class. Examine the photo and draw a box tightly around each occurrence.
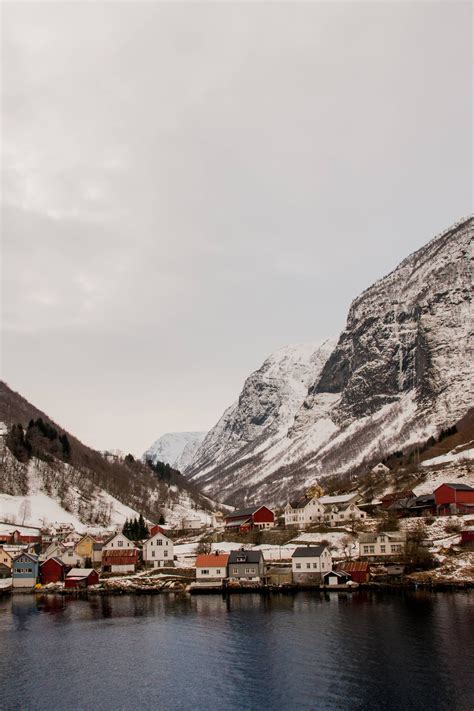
[318,494,358,505]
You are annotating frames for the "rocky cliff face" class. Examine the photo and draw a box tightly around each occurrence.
[186,217,473,506]
[186,340,337,494]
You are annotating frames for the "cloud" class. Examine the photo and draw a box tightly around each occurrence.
[1,1,471,454]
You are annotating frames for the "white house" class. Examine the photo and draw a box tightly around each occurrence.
[60,542,86,569]
[195,552,229,581]
[284,496,326,528]
[291,545,332,583]
[359,531,407,559]
[142,530,174,568]
[103,532,137,551]
[285,493,366,529]
[181,518,203,530]
[371,462,390,476]
[317,494,366,527]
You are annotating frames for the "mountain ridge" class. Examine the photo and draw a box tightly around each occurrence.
[184,216,473,506]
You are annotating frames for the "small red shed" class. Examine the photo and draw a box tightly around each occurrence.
[338,561,370,584]
[40,557,67,584]
[65,568,100,589]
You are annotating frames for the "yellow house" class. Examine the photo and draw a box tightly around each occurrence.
[75,534,97,560]
[0,547,13,569]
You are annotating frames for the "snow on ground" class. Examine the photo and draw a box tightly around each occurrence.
[421,448,474,467]
[0,491,88,532]
[413,466,474,496]
[0,462,142,532]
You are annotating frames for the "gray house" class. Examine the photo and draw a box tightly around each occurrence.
[228,550,265,582]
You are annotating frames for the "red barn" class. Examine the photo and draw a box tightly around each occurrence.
[0,525,41,545]
[224,505,275,532]
[338,561,370,584]
[434,483,474,515]
[40,557,67,584]
[65,568,100,589]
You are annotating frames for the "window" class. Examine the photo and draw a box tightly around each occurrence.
[313,563,317,569]
[158,539,163,546]
[152,551,155,557]
[216,569,221,575]
[391,545,402,553]
[245,567,255,574]
[232,567,238,574]
[295,563,301,569]
[369,546,375,554]
[118,540,123,547]
[306,563,311,569]
[202,569,209,575]
[380,546,386,553]
[363,546,369,554]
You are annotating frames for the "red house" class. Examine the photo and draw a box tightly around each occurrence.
[338,561,370,584]
[434,483,474,515]
[40,557,67,585]
[224,505,275,532]
[65,568,100,589]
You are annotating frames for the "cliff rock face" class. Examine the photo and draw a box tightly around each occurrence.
[186,340,336,496]
[186,217,473,506]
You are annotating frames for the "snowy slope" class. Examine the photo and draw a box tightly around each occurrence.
[186,216,474,506]
[186,339,336,492]
[143,431,206,472]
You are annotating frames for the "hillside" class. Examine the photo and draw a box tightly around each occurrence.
[185,216,473,506]
[0,381,214,529]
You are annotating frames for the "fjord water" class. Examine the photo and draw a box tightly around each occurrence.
[1,591,473,711]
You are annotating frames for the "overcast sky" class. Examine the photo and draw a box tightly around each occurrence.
[1,1,472,456]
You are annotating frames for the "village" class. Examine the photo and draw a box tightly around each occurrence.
[1,472,473,596]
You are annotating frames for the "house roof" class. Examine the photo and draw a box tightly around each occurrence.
[288,496,311,510]
[225,505,272,519]
[228,550,263,564]
[318,494,358,505]
[225,517,252,528]
[435,483,474,492]
[381,490,415,503]
[292,545,327,558]
[323,570,350,579]
[338,561,370,573]
[41,557,65,567]
[13,552,38,563]
[102,549,137,559]
[359,531,407,543]
[66,568,97,578]
[196,553,229,568]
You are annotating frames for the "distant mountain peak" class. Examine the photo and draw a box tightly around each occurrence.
[143,431,207,472]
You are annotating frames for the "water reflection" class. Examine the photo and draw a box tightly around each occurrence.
[0,591,473,711]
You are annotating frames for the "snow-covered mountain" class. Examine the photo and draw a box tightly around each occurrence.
[185,340,337,494]
[186,216,473,506]
[143,431,206,472]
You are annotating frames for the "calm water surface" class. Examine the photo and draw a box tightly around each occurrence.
[0,590,473,711]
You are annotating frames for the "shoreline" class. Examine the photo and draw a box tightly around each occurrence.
[2,579,473,598]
